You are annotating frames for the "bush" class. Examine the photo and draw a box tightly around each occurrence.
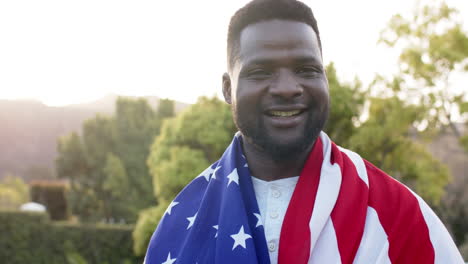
[0,211,142,264]
[30,180,69,220]
[0,175,29,210]
[132,201,168,256]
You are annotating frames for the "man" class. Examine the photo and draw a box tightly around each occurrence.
[145,0,464,263]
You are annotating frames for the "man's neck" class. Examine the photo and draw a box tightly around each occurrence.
[242,139,313,182]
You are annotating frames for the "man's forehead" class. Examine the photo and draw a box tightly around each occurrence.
[238,20,321,64]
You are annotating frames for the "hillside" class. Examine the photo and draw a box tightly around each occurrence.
[0,95,189,180]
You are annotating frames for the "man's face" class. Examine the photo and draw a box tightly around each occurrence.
[223,20,329,160]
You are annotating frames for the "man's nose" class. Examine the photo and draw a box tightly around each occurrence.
[269,69,303,99]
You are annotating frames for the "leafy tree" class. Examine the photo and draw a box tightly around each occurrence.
[324,63,365,146]
[0,174,29,209]
[379,1,468,137]
[56,98,175,223]
[147,96,236,201]
[349,97,449,203]
[132,201,169,256]
[134,97,236,253]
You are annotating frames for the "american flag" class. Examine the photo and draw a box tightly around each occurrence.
[145,132,464,263]
[144,133,270,264]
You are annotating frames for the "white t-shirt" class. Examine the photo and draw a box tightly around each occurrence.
[251,176,299,264]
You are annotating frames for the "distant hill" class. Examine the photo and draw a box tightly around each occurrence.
[0,95,189,180]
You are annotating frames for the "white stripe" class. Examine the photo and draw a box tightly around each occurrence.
[309,132,342,251]
[308,219,341,263]
[353,206,391,264]
[338,146,369,187]
[410,191,465,263]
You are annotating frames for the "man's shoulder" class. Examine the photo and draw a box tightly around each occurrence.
[337,146,427,226]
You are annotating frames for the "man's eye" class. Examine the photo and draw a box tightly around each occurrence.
[246,69,272,79]
[295,67,321,77]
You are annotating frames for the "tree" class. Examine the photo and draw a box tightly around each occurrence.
[348,97,449,203]
[0,174,29,210]
[147,97,236,201]
[380,1,468,137]
[324,63,365,146]
[56,97,175,223]
[134,97,236,254]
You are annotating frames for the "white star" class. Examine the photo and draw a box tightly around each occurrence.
[162,252,176,264]
[198,166,214,181]
[227,169,239,187]
[230,225,252,250]
[213,225,219,238]
[244,163,248,167]
[186,212,197,230]
[212,166,221,180]
[253,213,263,228]
[165,201,179,216]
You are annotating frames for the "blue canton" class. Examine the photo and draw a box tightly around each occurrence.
[145,133,270,264]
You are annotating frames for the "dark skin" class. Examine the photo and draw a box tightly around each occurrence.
[222,20,329,182]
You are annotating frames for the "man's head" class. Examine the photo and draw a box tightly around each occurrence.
[223,0,329,161]
[227,0,322,72]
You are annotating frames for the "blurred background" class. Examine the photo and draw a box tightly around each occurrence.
[0,0,467,263]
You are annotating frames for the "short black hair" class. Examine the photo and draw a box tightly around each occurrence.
[227,0,322,71]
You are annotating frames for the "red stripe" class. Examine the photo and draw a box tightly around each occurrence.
[366,160,435,263]
[330,144,369,263]
[278,138,323,264]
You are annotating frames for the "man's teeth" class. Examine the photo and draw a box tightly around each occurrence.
[270,110,301,117]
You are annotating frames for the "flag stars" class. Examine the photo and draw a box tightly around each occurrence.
[162,252,176,264]
[227,169,239,187]
[198,166,214,181]
[253,213,263,228]
[186,212,197,230]
[165,201,179,216]
[231,225,252,250]
[212,166,221,180]
[213,225,219,238]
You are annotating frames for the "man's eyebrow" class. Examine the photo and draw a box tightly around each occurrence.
[242,56,322,67]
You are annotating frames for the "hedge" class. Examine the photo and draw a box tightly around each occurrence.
[0,211,143,264]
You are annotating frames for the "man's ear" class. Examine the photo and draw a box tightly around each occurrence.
[222,73,232,104]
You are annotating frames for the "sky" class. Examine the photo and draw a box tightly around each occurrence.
[0,0,467,106]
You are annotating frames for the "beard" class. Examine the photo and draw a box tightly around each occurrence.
[232,100,329,162]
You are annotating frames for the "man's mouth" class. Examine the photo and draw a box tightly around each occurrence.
[268,110,302,117]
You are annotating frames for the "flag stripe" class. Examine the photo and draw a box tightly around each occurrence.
[365,161,435,263]
[410,190,465,264]
[353,206,391,264]
[330,143,369,263]
[279,138,323,264]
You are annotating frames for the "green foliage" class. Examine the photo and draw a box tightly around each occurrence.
[132,201,168,256]
[152,147,209,201]
[56,98,175,223]
[30,181,70,220]
[136,97,236,253]
[325,62,365,146]
[380,1,468,135]
[0,210,141,264]
[0,174,29,210]
[0,211,50,263]
[461,135,468,152]
[349,97,449,204]
[147,96,236,200]
[156,99,175,119]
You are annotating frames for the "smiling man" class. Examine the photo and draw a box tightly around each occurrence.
[144,0,463,263]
